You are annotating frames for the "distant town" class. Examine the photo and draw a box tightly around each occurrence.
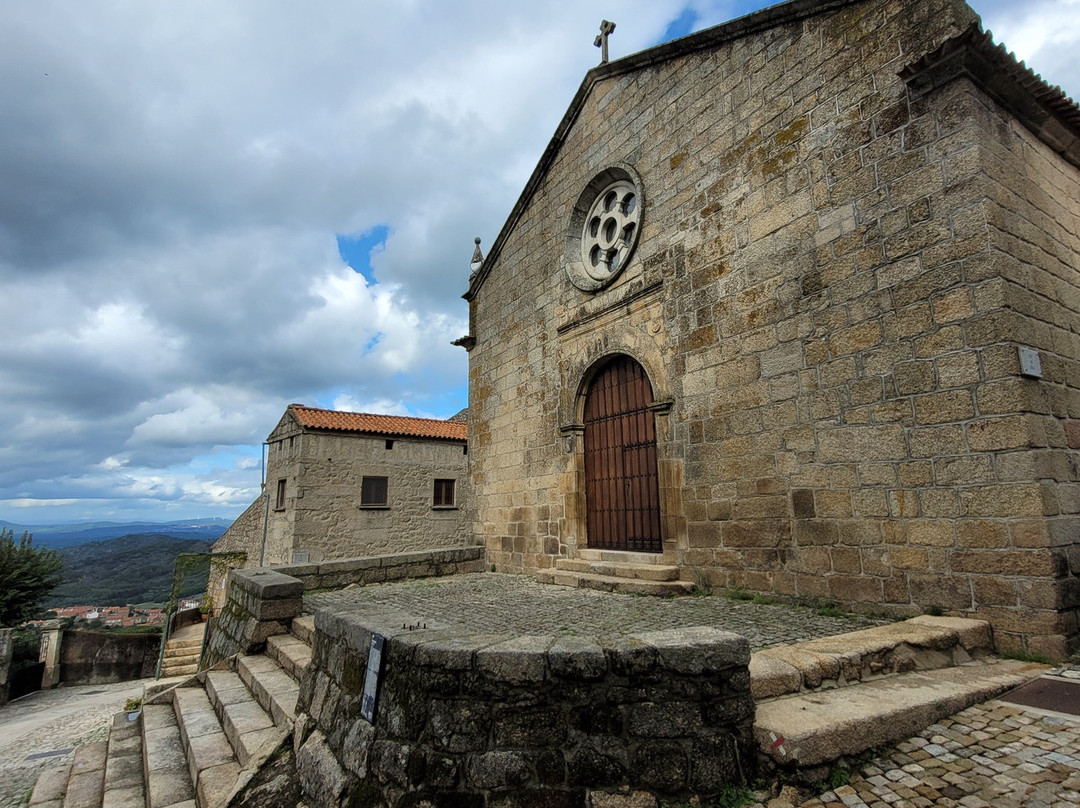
[29,597,204,629]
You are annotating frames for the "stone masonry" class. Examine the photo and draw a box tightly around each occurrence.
[462,0,1080,656]
[295,606,756,807]
[216,404,472,572]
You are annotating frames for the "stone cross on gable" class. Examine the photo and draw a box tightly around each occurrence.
[594,20,616,64]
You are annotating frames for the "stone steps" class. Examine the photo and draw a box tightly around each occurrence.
[204,670,285,767]
[142,703,197,808]
[754,659,1046,769]
[160,630,205,678]
[266,633,312,681]
[102,714,146,808]
[160,661,200,678]
[27,763,69,807]
[751,616,1048,770]
[749,615,994,699]
[554,557,680,581]
[536,568,694,596]
[236,653,300,728]
[33,613,313,808]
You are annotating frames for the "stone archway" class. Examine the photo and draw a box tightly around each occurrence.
[583,355,662,552]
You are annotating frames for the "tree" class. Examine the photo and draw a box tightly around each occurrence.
[0,528,64,626]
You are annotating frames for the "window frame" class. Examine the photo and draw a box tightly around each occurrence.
[274,478,287,510]
[360,475,389,508]
[432,478,456,509]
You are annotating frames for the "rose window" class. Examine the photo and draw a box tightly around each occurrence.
[581,180,640,283]
[563,164,644,292]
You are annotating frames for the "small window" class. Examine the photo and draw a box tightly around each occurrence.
[463,444,468,455]
[433,479,455,508]
[385,439,394,450]
[361,476,388,507]
[275,479,286,510]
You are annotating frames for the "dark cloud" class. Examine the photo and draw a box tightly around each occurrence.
[0,0,1074,522]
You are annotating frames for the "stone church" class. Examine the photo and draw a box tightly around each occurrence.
[460,0,1080,657]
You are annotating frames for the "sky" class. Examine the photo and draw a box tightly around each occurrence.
[1,0,1077,526]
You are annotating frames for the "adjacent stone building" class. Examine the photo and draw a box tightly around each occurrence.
[213,404,471,570]
[461,0,1080,656]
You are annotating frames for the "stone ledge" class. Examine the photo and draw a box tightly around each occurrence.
[749,616,994,700]
[231,569,304,601]
[313,608,749,684]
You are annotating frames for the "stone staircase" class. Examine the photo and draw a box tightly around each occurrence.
[751,615,1048,772]
[536,550,695,596]
[159,623,207,679]
[28,615,314,808]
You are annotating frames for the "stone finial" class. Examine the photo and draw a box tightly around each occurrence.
[594,20,616,64]
[469,236,484,278]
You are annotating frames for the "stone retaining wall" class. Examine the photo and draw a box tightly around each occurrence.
[58,629,161,685]
[294,611,756,807]
[272,546,486,590]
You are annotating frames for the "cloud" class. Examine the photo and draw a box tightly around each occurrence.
[0,0,1075,523]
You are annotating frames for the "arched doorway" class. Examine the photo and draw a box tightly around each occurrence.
[583,355,662,552]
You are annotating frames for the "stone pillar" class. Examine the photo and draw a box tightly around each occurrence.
[39,620,63,690]
[0,628,13,707]
[203,568,303,668]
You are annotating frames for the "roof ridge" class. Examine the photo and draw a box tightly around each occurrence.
[289,403,463,424]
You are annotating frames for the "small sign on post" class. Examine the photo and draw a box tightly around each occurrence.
[361,633,386,724]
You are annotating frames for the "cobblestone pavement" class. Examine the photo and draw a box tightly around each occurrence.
[784,701,1080,808]
[0,679,145,808]
[305,572,889,649]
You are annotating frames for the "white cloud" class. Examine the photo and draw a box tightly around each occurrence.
[0,0,1075,523]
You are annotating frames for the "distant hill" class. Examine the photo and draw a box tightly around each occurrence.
[0,518,229,549]
[44,533,216,608]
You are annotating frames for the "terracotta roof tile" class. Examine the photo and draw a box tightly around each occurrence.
[288,404,468,441]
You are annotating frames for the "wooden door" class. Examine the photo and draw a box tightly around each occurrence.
[583,356,662,552]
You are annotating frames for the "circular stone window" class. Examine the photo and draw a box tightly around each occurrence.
[564,165,645,292]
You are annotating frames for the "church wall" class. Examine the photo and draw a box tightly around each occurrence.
[947,79,1080,656]
[469,0,1080,654]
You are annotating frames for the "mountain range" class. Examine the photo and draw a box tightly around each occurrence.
[0,518,230,549]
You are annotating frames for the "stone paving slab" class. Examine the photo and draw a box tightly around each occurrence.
[305,572,888,648]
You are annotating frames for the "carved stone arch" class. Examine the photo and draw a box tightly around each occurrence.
[558,326,672,435]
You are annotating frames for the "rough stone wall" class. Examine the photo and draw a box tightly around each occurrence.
[264,426,472,565]
[209,498,262,610]
[467,0,1080,655]
[294,613,754,807]
[272,546,486,591]
[58,630,161,684]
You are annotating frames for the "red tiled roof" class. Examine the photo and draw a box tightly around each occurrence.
[288,404,468,441]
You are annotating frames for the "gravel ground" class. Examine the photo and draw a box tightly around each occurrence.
[305,572,889,649]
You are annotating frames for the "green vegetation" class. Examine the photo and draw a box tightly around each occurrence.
[0,528,64,626]
[44,533,212,608]
[1001,649,1054,665]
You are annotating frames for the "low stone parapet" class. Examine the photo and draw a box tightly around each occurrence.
[272,545,485,590]
[294,608,757,806]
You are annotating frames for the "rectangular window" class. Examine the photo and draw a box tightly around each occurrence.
[361,476,388,507]
[433,479,455,508]
[275,478,286,509]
